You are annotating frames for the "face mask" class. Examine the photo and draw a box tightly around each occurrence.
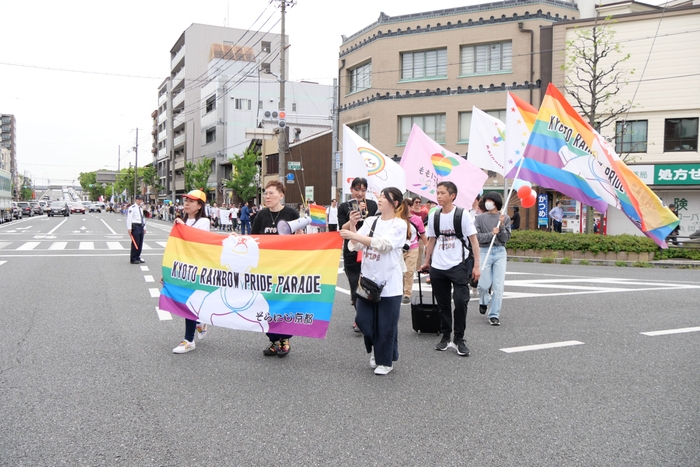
[484,201,495,211]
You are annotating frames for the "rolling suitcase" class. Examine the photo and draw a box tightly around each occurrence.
[411,271,440,334]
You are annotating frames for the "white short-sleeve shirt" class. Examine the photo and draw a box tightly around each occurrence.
[425,207,476,271]
[356,216,407,297]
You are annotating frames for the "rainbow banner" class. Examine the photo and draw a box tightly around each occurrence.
[158,224,343,339]
[308,204,327,228]
[521,84,679,247]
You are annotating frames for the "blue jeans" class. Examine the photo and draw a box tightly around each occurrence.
[478,246,507,319]
[241,220,251,235]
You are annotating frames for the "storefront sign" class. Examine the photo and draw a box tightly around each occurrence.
[537,194,548,226]
[654,164,700,185]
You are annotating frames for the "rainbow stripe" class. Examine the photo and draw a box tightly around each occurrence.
[158,224,343,339]
[309,204,327,227]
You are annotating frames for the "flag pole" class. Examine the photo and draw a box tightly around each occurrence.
[481,156,526,270]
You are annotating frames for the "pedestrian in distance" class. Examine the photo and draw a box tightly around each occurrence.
[475,192,511,326]
[126,194,146,264]
[402,198,427,304]
[240,201,251,235]
[339,177,378,333]
[419,181,480,356]
[549,201,564,233]
[326,199,339,232]
[251,180,301,358]
[172,189,211,354]
[510,206,521,230]
[340,186,409,375]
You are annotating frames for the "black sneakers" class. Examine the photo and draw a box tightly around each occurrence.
[455,339,470,356]
[479,305,488,315]
[490,317,500,326]
[435,335,450,351]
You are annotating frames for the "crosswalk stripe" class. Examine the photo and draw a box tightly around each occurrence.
[149,288,160,298]
[17,242,40,250]
[144,275,154,283]
[0,260,6,266]
[156,241,168,248]
[156,306,172,321]
[49,242,68,250]
[79,242,94,250]
[107,242,124,250]
[0,242,11,250]
[142,243,152,250]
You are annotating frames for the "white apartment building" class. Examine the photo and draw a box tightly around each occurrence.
[199,56,333,203]
[552,1,700,237]
[155,24,286,199]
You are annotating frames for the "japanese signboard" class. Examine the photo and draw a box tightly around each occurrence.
[654,164,700,185]
[537,194,548,226]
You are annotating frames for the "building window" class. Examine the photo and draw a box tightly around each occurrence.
[349,62,372,93]
[664,118,698,152]
[205,95,216,114]
[401,49,447,80]
[399,114,446,144]
[350,121,370,141]
[235,98,252,110]
[292,103,297,112]
[266,154,279,174]
[615,120,648,154]
[260,63,271,74]
[460,41,512,75]
[458,110,505,142]
[261,41,271,53]
[205,128,216,144]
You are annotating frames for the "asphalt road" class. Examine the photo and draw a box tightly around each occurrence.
[1,213,699,466]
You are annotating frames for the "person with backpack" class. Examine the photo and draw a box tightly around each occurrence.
[474,192,511,326]
[419,181,480,357]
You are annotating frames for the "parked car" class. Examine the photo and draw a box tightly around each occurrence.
[89,203,102,213]
[30,201,43,215]
[48,202,69,217]
[70,202,86,214]
[17,201,33,217]
[12,202,22,219]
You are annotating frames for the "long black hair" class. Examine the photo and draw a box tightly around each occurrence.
[185,199,207,222]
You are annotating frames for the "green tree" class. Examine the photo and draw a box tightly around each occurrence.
[183,157,213,193]
[78,171,107,201]
[226,148,259,202]
[561,16,635,233]
[114,167,135,200]
[140,165,162,198]
[20,175,33,200]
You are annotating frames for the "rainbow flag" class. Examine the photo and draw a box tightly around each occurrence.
[158,224,343,339]
[521,84,679,247]
[504,92,538,178]
[309,204,327,228]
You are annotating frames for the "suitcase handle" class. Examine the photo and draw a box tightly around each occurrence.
[416,270,435,306]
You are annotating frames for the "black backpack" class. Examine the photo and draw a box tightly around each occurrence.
[433,207,471,262]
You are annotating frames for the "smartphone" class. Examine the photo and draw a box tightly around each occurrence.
[351,200,360,212]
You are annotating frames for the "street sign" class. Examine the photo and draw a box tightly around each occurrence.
[286,173,295,181]
[305,186,314,201]
[287,161,301,170]
[96,171,117,183]
[334,152,340,170]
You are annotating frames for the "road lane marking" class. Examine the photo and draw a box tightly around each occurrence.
[140,266,149,271]
[156,241,168,248]
[0,242,11,250]
[47,219,68,235]
[100,219,118,235]
[48,242,67,250]
[156,306,172,321]
[17,242,40,250]
[144,275,154,282]
[641,326,700,337]
[335,286,350,295]
[79,242,94,250]
[149,288,160,298]
[107,242,124,250]
[142,243,152,250]
[500,341,584,354]
[0,260,5,266]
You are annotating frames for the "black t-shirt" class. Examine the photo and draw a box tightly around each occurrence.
[337,198,378,259]
[251,206,299,235]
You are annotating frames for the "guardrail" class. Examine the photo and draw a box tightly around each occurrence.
[667,234,700,249]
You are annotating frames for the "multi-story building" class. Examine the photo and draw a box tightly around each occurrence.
[199,51,333,203]
[155,24,286,200]
[1,114,17,194]
[337,0,580,200]
[0,147,9,172]
[549,1,700,237]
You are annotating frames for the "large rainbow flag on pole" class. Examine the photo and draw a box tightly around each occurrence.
[158,224,343,339]
[520,83,679,247]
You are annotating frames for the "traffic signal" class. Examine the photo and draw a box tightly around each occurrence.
[263,110,287,129]
[278,111,286,129]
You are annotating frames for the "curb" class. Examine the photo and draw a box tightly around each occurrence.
[507,256,700,269]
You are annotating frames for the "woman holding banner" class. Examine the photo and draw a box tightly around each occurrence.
[251,180,300,358]
[340,187,409,375]
[474,192,511,327]
[172,189,212,354]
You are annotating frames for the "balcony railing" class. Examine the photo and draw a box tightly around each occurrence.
[157,111,167,124]
[171,46,185,70]
[173,113,185,129]
[172,91,185,109]
[173,133,186,148]
[172,68,185,87]
[158,147,167,159]
[158,130,166,142]
[158,92,167,106]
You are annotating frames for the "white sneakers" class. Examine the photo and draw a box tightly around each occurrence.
[369,354,377,369]
[374,365,393,375]
[196,323,208,340]
[173,340,195,354]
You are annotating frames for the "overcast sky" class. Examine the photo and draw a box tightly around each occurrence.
[1,0,495,185]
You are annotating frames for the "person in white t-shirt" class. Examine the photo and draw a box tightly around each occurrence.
[419,181,481,357]
[326,199,338,232]
[172,189,212,354]
[341,187,409,376]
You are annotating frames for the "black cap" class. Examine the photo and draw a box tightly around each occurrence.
[135,194,143,200]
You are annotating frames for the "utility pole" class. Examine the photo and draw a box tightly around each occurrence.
[274,0,295,186]
[133,128,139,202]
[331,77,339,200]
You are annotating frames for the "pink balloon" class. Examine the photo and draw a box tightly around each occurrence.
[522,195,537,208]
